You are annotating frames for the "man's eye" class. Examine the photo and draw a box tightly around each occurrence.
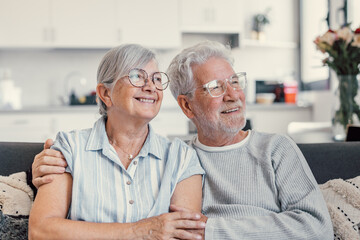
[209,86,219,90]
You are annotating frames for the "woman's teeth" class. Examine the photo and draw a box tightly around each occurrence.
[138,98,155,103]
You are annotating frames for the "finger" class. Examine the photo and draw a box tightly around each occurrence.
[173,229,202,240]
[41,149,65,160]
[40,154,67,167]
[168,211,201,221]
[32,157,67,179]
[175,219,206,230]
[44,139,54,149]
[37,165,66,175]
[32,175,54,189]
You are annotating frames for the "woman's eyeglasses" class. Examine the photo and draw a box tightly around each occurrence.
[126,68,170,91]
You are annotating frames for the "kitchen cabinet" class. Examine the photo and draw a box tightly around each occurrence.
[50,0,115,48]
[180,0,243,33]
[246,104,313,135]
[0,113,53,142]
[0,0,180,49]
[0,0,50,47]
[0,108,100,142]
[115,0,180,48]
[0,106,189,142]
[0,0,115,48]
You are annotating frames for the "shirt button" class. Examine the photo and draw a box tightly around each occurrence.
[126,180,131,185]
[133,161,138,165]
[129,200,134,204]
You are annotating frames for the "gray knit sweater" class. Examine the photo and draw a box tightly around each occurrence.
[192,130,333,240]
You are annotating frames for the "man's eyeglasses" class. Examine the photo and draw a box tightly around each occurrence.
[125,68,170,91]
[202,72,247,97]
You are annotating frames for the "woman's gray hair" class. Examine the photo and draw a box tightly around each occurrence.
[97,44,156,117]
[167,40,234,99]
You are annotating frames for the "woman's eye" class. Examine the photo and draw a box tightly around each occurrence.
[154,77,162,82]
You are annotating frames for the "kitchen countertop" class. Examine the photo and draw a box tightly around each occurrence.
[0,102,312,114]
[0,105,99,114]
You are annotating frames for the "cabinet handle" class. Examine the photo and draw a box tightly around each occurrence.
[13,119,29,125]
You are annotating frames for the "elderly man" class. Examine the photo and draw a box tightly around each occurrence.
[32,41,333,239]
[165,41,333,239]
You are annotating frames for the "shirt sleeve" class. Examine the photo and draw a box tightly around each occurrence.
[172,138,205,184]
[204,136,333,240]
[51,131,74,174]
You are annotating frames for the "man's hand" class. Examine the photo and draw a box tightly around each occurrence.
[32,139,67,189]
[170,204,207,239]
[135,211,205,240]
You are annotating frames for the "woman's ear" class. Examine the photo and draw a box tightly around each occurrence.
[177,95,195,119]
[97,84,112,107]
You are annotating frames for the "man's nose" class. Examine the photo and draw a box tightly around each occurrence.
[223,81,242,101]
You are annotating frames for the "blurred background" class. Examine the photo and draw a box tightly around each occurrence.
[0,0,359,142]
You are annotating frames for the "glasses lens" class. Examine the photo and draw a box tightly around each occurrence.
[152,72,169,90]
[206,79,226,97]
[128,69,146,87]
[230,73,246,89]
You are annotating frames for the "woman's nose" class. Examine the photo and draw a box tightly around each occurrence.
[143,78,156,92]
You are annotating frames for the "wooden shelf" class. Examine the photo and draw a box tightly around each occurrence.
[241,39,298,49]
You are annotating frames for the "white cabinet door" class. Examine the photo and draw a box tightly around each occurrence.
[115,0,180,49]
[0,0,50,47]
[51,0,116,48]
[0,114,53,142]
[180,0,242,33]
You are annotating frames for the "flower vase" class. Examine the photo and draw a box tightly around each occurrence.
[332,74,360,141]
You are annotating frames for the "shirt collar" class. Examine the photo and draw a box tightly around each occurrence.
[86,118,163,160]
[192,130,252,152]
[86,117,110,151]
[136,124,163,160]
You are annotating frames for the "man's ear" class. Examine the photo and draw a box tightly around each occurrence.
[177,95,195,119]
[96,84,112,108]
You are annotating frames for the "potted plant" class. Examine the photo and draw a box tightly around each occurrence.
[314,25,360,141]
[251,8,271,41]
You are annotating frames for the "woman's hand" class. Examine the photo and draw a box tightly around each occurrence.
[169,204,207,239]
[32,139,67,188]
[134,211,205,240]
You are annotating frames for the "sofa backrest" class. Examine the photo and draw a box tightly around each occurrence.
[1,141,359,184]
[297,142,360,184]
[0,142,43,176]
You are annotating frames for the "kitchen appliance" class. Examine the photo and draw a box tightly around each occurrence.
[255,80,284,102]
[0,69,22,110]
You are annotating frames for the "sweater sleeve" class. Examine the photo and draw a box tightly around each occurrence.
[204,136,333,240]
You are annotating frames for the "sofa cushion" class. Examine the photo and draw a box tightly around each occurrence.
[0,171,34,240]
[320,176,360,239]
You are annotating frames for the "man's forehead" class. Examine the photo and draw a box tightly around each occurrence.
[193,58,235,84]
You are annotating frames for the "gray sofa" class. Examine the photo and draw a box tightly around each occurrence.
[1,141,360,239]
[1,141,360,183]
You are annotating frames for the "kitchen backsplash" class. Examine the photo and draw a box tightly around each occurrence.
[0,37,298,108]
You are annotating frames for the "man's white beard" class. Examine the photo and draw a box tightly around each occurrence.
[194,106,247,139]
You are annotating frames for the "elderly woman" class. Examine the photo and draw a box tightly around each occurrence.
[29,44,205,240]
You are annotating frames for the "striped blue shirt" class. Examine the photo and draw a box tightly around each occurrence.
[52,117,204,223]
